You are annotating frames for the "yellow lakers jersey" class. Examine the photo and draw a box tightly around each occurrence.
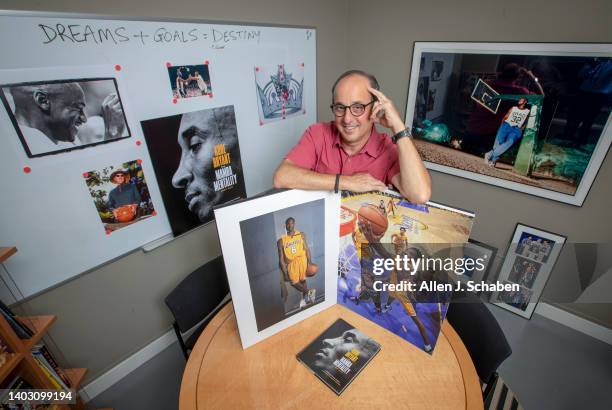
[354,227,371,259]
[282,231,306,262]
[393,232,407,244]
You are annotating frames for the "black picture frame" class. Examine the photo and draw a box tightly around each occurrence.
[0,77,131,158]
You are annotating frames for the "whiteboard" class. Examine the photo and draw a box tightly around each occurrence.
[0,11,316,299]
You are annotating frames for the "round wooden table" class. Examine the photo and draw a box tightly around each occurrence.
[180,303,483,409]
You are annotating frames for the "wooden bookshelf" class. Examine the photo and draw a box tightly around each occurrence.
[0,353,22,382]
[0,244,89,409]
[16,315,57,350]
[64,368,87,390]
[0,312,90,409]
[0,247,17,263]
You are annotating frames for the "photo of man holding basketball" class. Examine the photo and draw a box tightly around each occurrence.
[278,217,318,308]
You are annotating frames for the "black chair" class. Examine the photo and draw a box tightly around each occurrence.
[165,256,230,359]
[446,291,512,400]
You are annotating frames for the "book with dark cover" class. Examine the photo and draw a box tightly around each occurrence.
[0,310,32,340]
[1,376,34,406]
[0,300,33,338]
[296,319,380,395]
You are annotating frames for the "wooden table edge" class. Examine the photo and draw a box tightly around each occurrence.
[441,320,484,410]
[180,303,484,410]
[179,302,234,410]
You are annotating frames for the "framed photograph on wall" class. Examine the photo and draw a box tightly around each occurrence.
[214,189,340,349]
[405,42,612,206]
[458,238,498,288]
[490,223,566,319]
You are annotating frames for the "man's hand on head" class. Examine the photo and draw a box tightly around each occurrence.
[341,172,387,192]
[367,87,406,134]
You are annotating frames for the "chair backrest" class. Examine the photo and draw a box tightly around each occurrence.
[446,292,512,384]
[165,256,230,333]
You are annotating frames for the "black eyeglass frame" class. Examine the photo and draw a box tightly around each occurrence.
[329,100,376,117]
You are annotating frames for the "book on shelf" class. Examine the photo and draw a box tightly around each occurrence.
[296,319,381,395]
[35,346,70,388]
[1,375,34,405]
[0,301,33,340]
[30,346,69,391]
[30,355,64,391]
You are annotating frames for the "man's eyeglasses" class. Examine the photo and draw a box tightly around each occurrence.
[330,100,376,117]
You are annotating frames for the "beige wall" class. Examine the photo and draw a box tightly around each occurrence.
[346,0,612,326]
[1,0,349,383]
[1,0,610,387]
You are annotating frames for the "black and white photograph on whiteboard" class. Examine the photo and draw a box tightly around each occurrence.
[239,199,326,331]
[141,105,246,236]
[83,159,156,235]
[167,64,212,100]
[0,78,130,158]
[254,63,305,125]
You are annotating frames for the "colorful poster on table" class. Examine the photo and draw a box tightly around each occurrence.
[338,190,475,354]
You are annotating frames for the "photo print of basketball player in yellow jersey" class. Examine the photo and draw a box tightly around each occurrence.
[278,217,316,308]
[239,198,325,332]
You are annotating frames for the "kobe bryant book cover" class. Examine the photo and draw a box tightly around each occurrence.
[296,319,380,395]
[141,105,246,236]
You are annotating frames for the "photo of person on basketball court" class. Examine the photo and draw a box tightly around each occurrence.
[278,217,318,308]
[484,97,530,167]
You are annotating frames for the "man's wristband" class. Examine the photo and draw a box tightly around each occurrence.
[392,127,412,144]
[334,174,340,193]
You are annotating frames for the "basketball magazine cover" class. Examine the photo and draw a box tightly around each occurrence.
[337,190,475,354]
[296,318,380,395]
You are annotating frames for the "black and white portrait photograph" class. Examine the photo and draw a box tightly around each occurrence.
[0,78,130,157]
[141,105,246,236]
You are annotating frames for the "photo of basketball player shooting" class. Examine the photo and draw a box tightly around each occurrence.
[277,217,318,308]
[358,218,433,352]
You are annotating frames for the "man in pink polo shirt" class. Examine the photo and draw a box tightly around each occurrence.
[273,70,431,203]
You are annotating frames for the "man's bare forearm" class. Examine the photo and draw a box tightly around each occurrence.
[393,137,431,204]
[273,160,336,190]
[273,159,386,192]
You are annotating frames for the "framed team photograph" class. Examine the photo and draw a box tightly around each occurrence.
[490,223,566,319]
[0,77,131,158]
[405,42,612,206]
[457,238,498,288]
[214,189,340,349]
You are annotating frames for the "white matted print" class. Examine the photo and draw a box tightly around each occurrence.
[254,63,305,125]
[491,223,566,319]
[405,42,612,206]
[214,189,339,348]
